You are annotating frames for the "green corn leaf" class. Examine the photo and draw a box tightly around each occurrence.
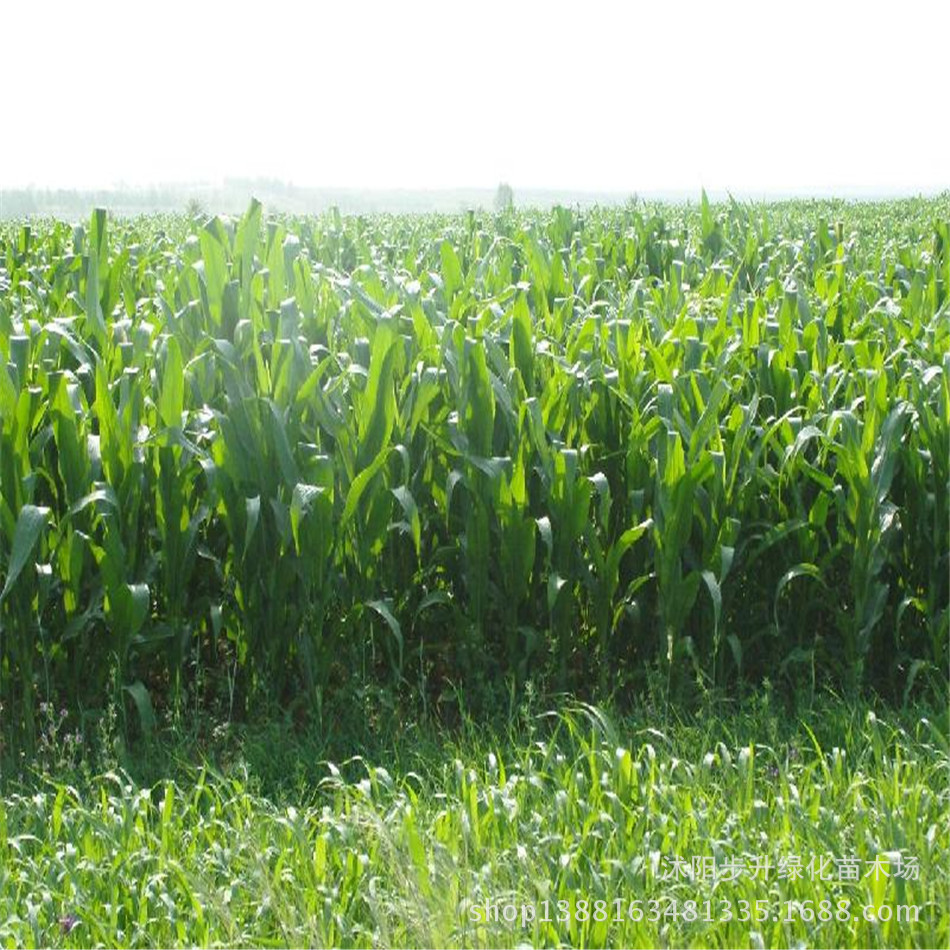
[440,240,464,303]
[290,483,327,555]
[342,448,392,530]
[774,563,826,630]
[245,496,261,555]
[84,208,108,344]
[366,598,403,673]
[199,217,230,327]
[510,294,534,393]
[391,485,421,558]
[159,336,185,430]
[0,505,50,604]
[688,377,729,462]
[123,680,156,736]
[356,321,398,472]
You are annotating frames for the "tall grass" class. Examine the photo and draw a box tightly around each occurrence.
[0,702,945,948]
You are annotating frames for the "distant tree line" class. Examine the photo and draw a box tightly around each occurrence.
[1,181,638,220]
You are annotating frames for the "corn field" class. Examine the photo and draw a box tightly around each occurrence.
[0,196,947,751]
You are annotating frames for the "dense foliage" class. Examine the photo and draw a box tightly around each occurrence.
[0,197,947,751]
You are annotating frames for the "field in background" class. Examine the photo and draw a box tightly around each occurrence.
[4,183,945,220]
[0,195,947,947]
[2,183,638,219]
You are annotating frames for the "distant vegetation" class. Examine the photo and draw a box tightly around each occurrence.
[7,182,941,220]
[1,180,632,219]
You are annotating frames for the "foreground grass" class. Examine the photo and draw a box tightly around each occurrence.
[0,699,947,948]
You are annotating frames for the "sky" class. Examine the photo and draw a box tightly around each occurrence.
[2,0,948,197]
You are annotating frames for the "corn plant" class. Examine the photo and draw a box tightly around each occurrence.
[0,196,947,743]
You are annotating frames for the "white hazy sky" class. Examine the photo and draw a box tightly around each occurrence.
[2,0,948,195]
